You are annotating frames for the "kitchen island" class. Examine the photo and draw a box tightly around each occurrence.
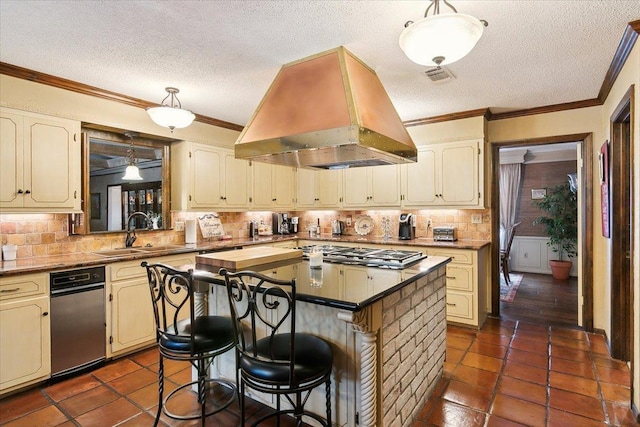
[190,254,450,427]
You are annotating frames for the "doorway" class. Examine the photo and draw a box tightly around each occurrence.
[490,133,594,331]
[609,86,633,361]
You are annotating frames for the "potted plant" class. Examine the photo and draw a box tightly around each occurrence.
[533,183,578,280]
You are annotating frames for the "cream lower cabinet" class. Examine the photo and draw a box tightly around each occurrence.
[0,273,50,394]
[427,246,489,328]
[343,164,400,208]
[0,107,81,212]
[402,140,483,208]
[295,168,342,208]
[107,253,196,357]
[171,142,250,210]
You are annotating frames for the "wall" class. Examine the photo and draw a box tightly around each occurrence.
[516,161,577,237]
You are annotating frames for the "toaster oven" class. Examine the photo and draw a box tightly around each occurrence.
[433,226,457,241]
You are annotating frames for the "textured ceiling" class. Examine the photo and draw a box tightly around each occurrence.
[1,1,639,127]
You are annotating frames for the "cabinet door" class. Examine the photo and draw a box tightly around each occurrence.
[110,278,156,354]
[0,111,23,208]
[0,296,50,391]
[403,147,437,206]
[252,162,274,208]
[191,146,222,208]
[224,153,249,206]
[296,168,316,207]
[316,169,342,207]
[370,164,400,206]
[24,116,80,209]
[440,141,479,205]
[343,168,369,207]
[272,165,295,208]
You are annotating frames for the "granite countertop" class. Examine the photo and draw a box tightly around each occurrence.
[0,234,488,276]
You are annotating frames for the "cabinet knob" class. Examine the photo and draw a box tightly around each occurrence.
[272,198,277,202]
[43,312,49,316]
[25,189,31,194]
[17,189,23,194]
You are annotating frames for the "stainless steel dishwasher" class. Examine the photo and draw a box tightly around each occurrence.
[50,266,106,379]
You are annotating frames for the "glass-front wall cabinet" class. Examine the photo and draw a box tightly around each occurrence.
[82,126,173,233]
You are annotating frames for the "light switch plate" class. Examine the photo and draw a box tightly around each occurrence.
[471,214,482,224]
[175,221,185,231]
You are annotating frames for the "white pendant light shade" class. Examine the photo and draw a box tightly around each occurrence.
[122,164,143,181]
[400,13,484,66]
[147,105,195,130]
[146,87,195,131]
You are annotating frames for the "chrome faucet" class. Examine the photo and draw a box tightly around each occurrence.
[125,212,151,248]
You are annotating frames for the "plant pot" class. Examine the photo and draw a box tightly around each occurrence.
[549,260,572,280]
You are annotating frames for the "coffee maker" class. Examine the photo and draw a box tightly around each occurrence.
[272,213,291,234]
[398,213,415,240]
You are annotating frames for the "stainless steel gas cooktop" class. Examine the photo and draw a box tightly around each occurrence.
[300,245,426,269]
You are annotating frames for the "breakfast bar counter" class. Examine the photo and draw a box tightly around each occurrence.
[189,255,450,427]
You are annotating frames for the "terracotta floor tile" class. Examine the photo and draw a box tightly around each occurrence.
[595,364,631,387]
[127,379,181,410]
[587,333,610,355]
[444,361,457,377]
[599,382,631,404]
[447,335,473,351]
[605,401,639,426]
[427,398,486,427]
[148,358,194,376]
[445,347,465,364]
[0,389,50,423]
[461,352,503,373]
[506,348,548,369]
[490,393,546,426]
[548,387,605,421]
[441,379,493,412]
[592,353,629,371]
[452,365,499,390]
[515,322,549,335]
[547,408,607,427]
[550,334,591,351]
[550,345,591,362]
[475,331,512,347]
[447,325,478,339]
[513,328,548,343]
[549,371,599,397]
[468,341,508,359]
[44,373,102,402]
[128,347,159,367]
[549,357,595,379]
[502,361,548,385]
[497,376,547,405]
[57,385,119,418]
[114,411,158,426]
[550,327,586,341]
[74,397,142,426]
[107,367,157,395]
[510,336,548,354]
[168,366,192,385]
[483,318,516,334]
[92,358,142,383]
[2,405,68,427]
[485,415,528,427]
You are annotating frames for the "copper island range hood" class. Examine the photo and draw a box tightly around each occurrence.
[234,47,417,170]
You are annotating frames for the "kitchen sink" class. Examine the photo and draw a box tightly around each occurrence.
[92,248,147,257]
[138,245,184,252]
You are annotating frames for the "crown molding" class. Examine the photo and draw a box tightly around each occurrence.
[0,61,244,132]
[403,108,491,127]
[598,20,640,103]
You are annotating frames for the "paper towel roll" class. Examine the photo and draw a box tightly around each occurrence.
[185,219,197,244]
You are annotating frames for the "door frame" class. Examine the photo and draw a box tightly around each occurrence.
[609,85,634,361]
[490,133,594,331]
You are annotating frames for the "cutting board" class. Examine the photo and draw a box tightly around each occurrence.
[196,246,302,270]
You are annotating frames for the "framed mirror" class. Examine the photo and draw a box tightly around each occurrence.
[78,125,175,234]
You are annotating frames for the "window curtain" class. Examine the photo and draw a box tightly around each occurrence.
[500,163,522,250]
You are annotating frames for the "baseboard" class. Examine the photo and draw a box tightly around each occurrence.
[592,327,612,355]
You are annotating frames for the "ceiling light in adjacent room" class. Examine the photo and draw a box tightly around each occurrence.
[146,87,195,132]
[399,0,487,67]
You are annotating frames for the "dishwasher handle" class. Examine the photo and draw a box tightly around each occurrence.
[51,282,105,297]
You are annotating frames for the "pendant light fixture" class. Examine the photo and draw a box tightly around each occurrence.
[399,0,488,67]
[122,132,143,181]
[146,87,195,132]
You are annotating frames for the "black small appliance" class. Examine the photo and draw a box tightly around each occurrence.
[398,213,415,240]
[272,212,291,234]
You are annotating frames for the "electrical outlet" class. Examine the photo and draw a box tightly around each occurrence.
[175,221,185,231]
[346,215,352,226]
[426,218,432,228]
[471,214,482,224]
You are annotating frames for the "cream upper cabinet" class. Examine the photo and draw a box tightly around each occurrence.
[251,162,295,210]
[343,165,400,208]
[295,168,342,209]
[0,107,81,212]
[402,140,483,208]
[171,141,250,210]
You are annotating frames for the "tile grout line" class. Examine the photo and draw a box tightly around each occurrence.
[586,332,612,426]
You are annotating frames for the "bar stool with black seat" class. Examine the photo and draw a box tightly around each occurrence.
[142,262,236,427]
[220,268,333,427]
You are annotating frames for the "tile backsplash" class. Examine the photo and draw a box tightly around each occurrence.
[1,209,490,259]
